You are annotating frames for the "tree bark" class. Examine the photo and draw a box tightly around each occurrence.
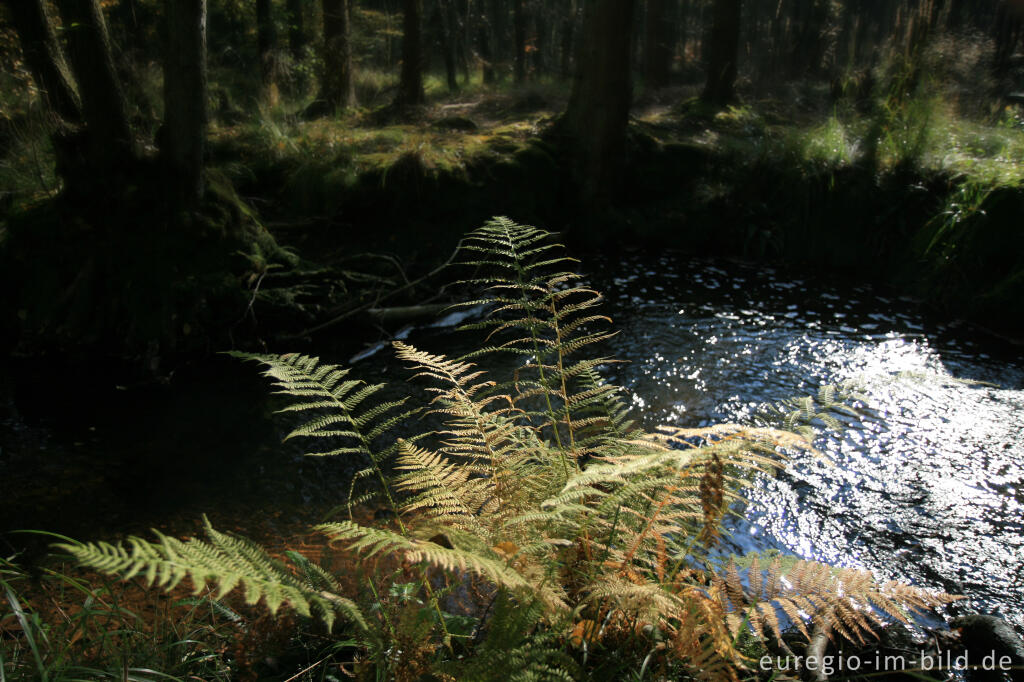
[163,0,208,210]
[478,12,497,83]
[319,0,357,111]
[559,1,577,80]
[52,0,134,163]
[437,0,460,91]
[701,0,741,105]
[257,0,277,92]
[396,0,426,105]
[558,0,637,209]
[1,0,81,122]
[994,0,1024,78]
[287,0,306,58]
[644,0,674,89]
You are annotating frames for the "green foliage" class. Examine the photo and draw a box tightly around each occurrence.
[58,517,365,634]
[57,219,959,680]
[1,553,239,680]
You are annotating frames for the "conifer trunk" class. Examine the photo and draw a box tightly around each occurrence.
[397,0,426,105]
[319,0,357,111]
[558,0,636,209]
[163,0,208,211]
[52,0,134,166]
[257,0,277,94]
[2,0,81,122]
[701,0,741,105]
[644,0,674,89]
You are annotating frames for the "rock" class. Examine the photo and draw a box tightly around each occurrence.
[950,615,1024,681]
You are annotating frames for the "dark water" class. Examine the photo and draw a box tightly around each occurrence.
[2,253,1022,632]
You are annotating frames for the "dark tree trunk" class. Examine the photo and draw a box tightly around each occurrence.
[557,0,637,209]
[317,0,357,112]
[513,0,527,82]
[397,0,426,105]
[994,0,1024,78]
[701,0,741,105]
[644,0,674,89]
[454,0,472,84]
[287,0,306,58]
[479,14,496,83]
[52,0,134,164]
[437,0,460,91]
[559,1,577,80]
[2,0,81,122]
[532,3,546,77]
[163,0,208,210]
[257,0,277,91]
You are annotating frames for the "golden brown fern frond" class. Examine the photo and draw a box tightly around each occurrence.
[716,556,961,649]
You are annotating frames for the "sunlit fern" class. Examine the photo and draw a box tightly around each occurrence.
[717,554,961,647]
[226,350,417,515]
[56,218,960,680]
[57,517,365,633]
[455,216,618,463]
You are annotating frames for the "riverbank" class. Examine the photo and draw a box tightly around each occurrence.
[2,83,1022,367]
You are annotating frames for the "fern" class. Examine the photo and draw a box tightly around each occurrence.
[718,554,962,648]
[455,217,617,461]
[227,351,416,516]
[56,517,366,632]
[55,218,961,681]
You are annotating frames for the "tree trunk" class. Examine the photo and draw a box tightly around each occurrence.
[532,3,546,78]
[644,0,674,89]
[52,0,134,164]
[701,0,741,105]
[287,0,306,58]
[558,0,636,209]
[318,0,357,112]
[479,13,496,83]
[257,0,277,93]
[994,0,1024,78]
[437,0,460,91]
[513,0,527,82]
[559,1,577,80]
[397,0,426,105]
[2,0,81,122]
[163,0,208,211]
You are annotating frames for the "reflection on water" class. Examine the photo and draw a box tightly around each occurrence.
[587,254,1024,632]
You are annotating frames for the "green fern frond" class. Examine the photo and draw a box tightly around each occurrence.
[228,351,416,516]
[57,518,366,632]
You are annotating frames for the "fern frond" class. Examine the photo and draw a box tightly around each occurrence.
[228,351,416,515]
[716,556,960,648]
[317,521,567,611]
[57,518,366,632]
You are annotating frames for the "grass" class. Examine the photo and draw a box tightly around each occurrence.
[1,552,239,680]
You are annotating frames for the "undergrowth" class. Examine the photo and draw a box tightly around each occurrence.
[19,218,959,681]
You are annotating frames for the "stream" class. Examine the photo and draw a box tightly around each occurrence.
[2,252,1021,632]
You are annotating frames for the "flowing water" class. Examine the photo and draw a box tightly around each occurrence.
[582,254,1024,632]
[2,252,1021,632]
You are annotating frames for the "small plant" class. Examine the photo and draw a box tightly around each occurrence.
[56,218,958,680]
[0,552,240,680]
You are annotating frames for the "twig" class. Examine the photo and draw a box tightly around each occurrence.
[280,654,331,682]
[285,238,465,339]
